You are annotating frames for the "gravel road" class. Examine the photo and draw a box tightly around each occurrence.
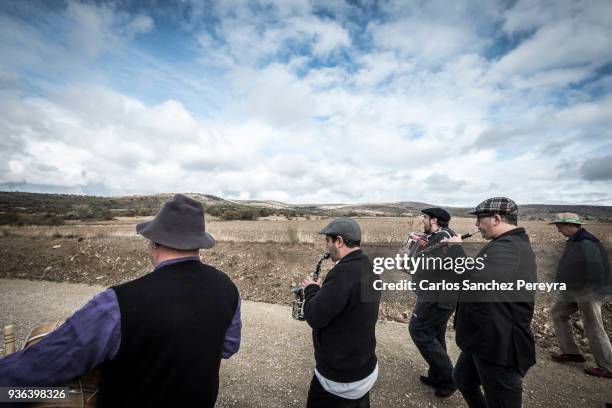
[1,278,610,407]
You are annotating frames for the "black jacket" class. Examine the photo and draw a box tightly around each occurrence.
[555,228,611,295]
[412,227,458,307]
[450,228,537,376]
[303,249,381,382]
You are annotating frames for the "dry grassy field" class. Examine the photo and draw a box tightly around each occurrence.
[1,216,611,355]
[3,216,612,244]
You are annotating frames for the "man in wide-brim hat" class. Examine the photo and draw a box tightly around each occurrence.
[548,212,612,379]
[0,194,242,407]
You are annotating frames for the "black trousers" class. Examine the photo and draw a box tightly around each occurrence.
[306,375,370,408]
[408,301,455,386]
[453,351,523,408]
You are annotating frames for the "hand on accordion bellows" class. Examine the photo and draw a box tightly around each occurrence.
[302,277,321,288]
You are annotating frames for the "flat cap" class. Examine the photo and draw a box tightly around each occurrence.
[469,197,518,216]
[548,212,582,225]
[318,217,361,242]
[421,207,451,223]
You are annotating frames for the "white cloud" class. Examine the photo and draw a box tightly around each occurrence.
[555,95,612,126]
[0,1,611,205]
[128,15,154,35]
[370,19,486,64]
[64,2,154,60]
[492,0,612,81]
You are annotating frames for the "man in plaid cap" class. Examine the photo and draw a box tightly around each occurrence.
[444,197,537,408]
[548,213,612,379]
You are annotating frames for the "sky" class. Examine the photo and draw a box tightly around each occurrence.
[0,0,611,206]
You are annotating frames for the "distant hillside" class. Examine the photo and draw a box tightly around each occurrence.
[0,192,317,224]
[0,191,611,223]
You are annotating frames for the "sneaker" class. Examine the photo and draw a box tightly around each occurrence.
[550,352,586,363]
[584,366,612,379]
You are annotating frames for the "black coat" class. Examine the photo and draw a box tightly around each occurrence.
[555,228,611,295]
[450,227,537,376]
[303,249,381,382]
[412,227,459,307]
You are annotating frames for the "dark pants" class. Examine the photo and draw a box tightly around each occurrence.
[408,301,455,386]
[306,375,370,408]
[453,351,523,408]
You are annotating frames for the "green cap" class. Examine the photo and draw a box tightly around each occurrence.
[548,212,582,225]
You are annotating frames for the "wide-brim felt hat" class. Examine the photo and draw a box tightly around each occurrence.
[136,194,215,250]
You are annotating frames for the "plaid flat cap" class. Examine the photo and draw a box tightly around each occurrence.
[469,197,518,216]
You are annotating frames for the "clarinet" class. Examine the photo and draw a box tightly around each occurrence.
[291,252,330,321]
[416,229,480,256]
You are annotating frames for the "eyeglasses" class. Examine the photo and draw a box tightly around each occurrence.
[476,213,498,221]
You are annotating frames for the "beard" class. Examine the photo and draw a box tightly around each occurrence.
[329,246,341,262]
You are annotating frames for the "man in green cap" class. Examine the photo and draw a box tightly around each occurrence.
[549,213,612,379]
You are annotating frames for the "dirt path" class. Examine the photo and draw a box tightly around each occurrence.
[0,279,610,407]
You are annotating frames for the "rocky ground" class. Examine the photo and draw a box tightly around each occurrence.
[1,279,611,407]
[0,235,611,356]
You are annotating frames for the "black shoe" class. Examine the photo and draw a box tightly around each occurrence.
[419,375,441,388]
[550,352,586,363]
[434,386,457,398]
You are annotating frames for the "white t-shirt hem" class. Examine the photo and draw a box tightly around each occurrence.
[314,362,378,400]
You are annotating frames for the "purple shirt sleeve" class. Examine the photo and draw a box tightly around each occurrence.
[0,289,121,386]
[221,298,242,359]
[1,259,241,385]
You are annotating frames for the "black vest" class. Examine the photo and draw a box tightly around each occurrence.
[556,228,611,293]
[99,260,239,408]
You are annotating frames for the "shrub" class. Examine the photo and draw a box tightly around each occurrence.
[74,204,93,219]
[34,215,66,226]
[220,209,258,221]
[286,225,299,243]
[94,208,114,220]
[221,209,242,221]
[0,213,22,225]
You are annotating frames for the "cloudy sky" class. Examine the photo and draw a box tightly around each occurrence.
[0,0,611,205]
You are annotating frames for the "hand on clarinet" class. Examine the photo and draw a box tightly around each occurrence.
[302,277,321,288]
[442,235,463,246]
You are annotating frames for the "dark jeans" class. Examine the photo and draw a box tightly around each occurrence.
[453,351,523,408]
[306,375,370,408]
[408,301,455,386]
